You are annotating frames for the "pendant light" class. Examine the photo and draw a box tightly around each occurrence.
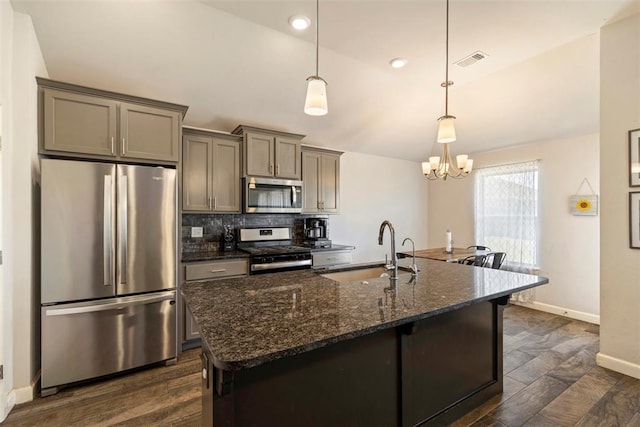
[423,0,473,180]
[304,0,328,116]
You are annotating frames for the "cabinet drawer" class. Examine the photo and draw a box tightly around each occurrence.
[312,251,353,267]
[184,259,248,281]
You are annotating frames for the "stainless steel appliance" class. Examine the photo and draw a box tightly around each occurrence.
[244,177,302,213]
[40,158,177,396]
[304,217,331,248]
[238,227,311,274]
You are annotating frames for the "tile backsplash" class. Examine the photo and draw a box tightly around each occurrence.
[182,214,329,253]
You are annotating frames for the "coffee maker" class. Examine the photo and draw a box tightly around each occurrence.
[304,217,330,248]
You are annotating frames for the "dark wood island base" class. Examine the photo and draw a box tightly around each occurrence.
[202,296,509,427]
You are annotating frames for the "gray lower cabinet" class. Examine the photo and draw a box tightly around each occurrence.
[302,148,342,214]
[38,77,187,164]
[182,128,241,213]
[182,259,249,343]
[233,125,304,179]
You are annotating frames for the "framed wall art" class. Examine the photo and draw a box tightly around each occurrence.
[629,128,640,186]
[630,192,640,248]
[570,178,598,216]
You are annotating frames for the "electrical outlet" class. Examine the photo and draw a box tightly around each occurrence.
[191,227,203,238]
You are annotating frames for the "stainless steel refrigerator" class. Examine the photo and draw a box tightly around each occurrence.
[40,158,177,395]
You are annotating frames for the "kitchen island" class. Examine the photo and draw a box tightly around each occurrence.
[182,257,548,427]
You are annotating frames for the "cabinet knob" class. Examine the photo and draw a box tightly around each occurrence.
[121,138,126,155]
[110,137,115,155]
[276,164,280,175]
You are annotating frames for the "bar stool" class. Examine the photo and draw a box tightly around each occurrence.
[484,252,506,269]
[457,255,487,266]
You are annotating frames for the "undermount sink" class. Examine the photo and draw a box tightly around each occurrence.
[321,265,410,284]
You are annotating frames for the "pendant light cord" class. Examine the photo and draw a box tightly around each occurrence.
[315,0,319,77]
[444,0,450,116]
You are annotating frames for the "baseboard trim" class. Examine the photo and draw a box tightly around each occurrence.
[13,384,34,404]
[511,301,600,325]
[597,352,640,380]
[0,390,16,423]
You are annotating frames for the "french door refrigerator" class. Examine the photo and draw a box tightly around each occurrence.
[40,158,177,395]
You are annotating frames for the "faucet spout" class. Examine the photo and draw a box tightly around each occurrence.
[378,220,398,279]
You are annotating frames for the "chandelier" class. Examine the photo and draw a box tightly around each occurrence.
[422,0,472,180]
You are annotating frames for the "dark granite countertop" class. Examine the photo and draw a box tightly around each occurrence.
[310,243,355,252]
[181,258,548,371]
[181,250,250,263]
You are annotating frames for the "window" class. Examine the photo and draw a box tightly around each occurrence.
[474,161,539,273]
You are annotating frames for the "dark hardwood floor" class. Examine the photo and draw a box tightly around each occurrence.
[2,304,639,426]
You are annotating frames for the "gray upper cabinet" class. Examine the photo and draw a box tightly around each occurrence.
[245,132,274,177]
[38,77,188,164]
[233,125,304,179]
[119,103,181,162]
[302,147,342,214]
[42,89,118,157]
[182,128,241,213]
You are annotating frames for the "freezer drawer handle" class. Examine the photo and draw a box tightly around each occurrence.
[45,293,175,316]
[210,269,227,273]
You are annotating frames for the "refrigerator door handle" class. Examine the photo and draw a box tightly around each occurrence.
[103,175,113,287]
[44,292,175,317]
[119,175,128,285]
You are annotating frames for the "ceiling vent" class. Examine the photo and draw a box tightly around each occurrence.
[454,51,489,68]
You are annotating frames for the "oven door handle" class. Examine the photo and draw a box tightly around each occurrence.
[251,259,312,272]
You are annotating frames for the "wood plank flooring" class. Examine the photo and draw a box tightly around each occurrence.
[3,304,639,426]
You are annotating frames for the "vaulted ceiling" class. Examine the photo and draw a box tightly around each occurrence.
[12,0,639,161]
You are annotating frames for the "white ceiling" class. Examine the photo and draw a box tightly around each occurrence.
[11,0,640,161]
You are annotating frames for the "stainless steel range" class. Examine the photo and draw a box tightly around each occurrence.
[238,227,312,274]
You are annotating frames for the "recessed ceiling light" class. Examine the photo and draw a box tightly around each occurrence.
[389,58,408,69]
[289,15,311,30]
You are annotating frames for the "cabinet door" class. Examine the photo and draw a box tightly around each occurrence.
[212,138,241,212]
[42,88,117,157]
[183,135,213,211]
[184,303,200,340]
[246,132,274,177]
[321,153,341,213]
[302,151,322,213]
[120,103,181,162]
[275,137,302,179]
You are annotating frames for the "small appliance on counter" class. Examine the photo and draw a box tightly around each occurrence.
[304,217,331,248]
[221,225,235,251]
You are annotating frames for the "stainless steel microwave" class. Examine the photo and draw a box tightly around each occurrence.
[244,177,303,213]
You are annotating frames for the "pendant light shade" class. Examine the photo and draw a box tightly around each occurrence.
[304,76,328,116]
[304,0,328,116]
[437,115,456,143]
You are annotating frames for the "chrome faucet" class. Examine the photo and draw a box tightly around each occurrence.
[402,237,419,275]
[378,220,398,280]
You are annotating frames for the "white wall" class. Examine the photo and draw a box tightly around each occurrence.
[428,134,600,323]
[0,0,14,420]
[0,4,47,416]
[330,152,429,263]
[598,12,640,379]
